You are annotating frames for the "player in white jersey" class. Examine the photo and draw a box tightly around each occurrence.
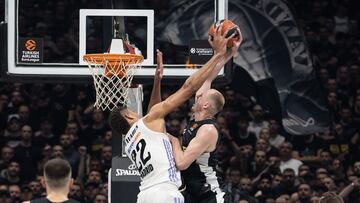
[109,25,238,203]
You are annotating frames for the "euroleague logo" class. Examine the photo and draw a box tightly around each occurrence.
[25,40,36,51]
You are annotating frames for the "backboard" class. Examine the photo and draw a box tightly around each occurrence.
[2,0,232,84]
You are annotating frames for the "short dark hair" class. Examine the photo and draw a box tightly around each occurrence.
[44,158,71,189]
[109,107,130,135]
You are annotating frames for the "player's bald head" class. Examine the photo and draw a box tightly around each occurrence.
[207,89,225,115]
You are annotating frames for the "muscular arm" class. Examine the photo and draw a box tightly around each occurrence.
[339,178,359,199]
[169,125,218,170]
[147,26,238,122]
[196,27,242,99]
[148,53,226,120]
[147,49,164,113]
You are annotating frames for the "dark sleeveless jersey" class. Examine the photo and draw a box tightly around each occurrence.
[181,118,222,197]
[30,197,80,203]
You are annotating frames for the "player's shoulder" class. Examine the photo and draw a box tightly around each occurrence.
[142,115,165,133]
[197,124,218,136]
[199,123,217,130]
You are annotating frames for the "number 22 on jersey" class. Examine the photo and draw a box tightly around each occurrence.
[131,139,154,178]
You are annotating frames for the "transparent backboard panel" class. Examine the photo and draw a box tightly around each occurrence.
[4,0,229,81]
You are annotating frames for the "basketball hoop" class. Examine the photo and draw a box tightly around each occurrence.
[83,53,144,111]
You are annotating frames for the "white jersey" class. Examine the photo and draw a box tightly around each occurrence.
[124,118,181,191]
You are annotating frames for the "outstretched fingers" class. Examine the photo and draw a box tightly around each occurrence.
[156,49,164,78]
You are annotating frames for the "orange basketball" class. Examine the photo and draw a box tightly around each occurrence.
[208,19,241,47]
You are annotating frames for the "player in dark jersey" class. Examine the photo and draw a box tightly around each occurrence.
[24,158,80,203]
[168,27,243,203]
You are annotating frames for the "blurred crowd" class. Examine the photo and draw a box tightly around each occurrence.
[1,0,360,203]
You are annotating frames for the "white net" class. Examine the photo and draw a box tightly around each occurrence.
[83,54,143,111]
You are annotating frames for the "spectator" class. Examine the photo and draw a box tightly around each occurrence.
[59,134,80,174]
[255,138,279,157]
[250,150,268,178]
[100,183,108,197]
[248,104,269,138]
[233,115,257,147]
[3,115,21,147]
[17,105,32,127]
[99,145,111,177]
[296,183,313,203]
[320,150,333,169]
[8,184,21,202]
[84,182,100,203]
[334,6,350,34]
[81,109,109,152]
[0,187,11,203]
[292,134,324,164]
[65,121,81,148]
[93,193,107,203]
[271,173,283,190]
[0,161,22,185]
[14,125,41,182]
[239,177,253,197]
[336,66,352,97]
[33,118,56,147]
[268,119,285,148]
[6,91,24,114]
[86,170,102,185]
[254,173,273,202]
[330,159,345,181]
[28,180,43,199]
[52,145,64,159]
[259,127,270,140]
[326,124,350,162]
[0,146,14,171]
[279,142,303,175]
[323,177,337,193]
[69,182,84,202]
[279,168,298,195]
[102,130,112,146]
[38,145,53,174]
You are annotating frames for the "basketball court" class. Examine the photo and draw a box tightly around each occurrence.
[1,0,233,202]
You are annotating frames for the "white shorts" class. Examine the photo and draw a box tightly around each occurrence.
[137,183,184,203]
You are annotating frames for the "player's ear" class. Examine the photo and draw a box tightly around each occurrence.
[203,101,210,109]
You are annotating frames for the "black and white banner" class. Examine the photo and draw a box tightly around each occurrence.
[158,0,330,135]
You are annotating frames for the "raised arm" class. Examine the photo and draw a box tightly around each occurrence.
[196,27,243,99]
[148,25,240,120]
[339,178,360,200]
[147,49,164,113]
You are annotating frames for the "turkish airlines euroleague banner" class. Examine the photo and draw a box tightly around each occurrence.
[18,38,43,63]
[158,0,330,135]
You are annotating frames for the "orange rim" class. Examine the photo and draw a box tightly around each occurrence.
[83,53,144,65]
